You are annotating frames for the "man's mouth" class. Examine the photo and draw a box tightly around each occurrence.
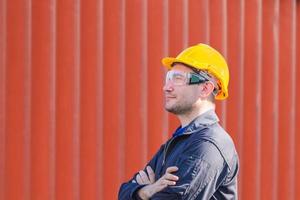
[165,95,176,100]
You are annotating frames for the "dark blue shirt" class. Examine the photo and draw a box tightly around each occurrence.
[172,126,188,137]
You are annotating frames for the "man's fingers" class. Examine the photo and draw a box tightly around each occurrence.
[161,179,176,186]
[166,166,179,173]
[136,166,178,187]
[139,170,150,183]
[164,173,179,181]
[146,166,155,183]
[146,166,154,176]
[136,174,143,184]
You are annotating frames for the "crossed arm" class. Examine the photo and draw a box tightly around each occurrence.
[118,141,225,200]
[135,166,179,199]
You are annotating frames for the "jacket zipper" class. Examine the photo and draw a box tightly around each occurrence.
[162,137,176,168]
[160,133,191,176]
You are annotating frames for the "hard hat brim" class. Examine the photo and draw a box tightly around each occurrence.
[161,57,186,70]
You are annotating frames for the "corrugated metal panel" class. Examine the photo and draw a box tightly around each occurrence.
[0,0,299,199]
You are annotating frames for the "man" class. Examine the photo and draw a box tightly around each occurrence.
[118,44,239,199]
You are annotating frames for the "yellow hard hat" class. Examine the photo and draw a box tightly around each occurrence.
[161,43,229,100]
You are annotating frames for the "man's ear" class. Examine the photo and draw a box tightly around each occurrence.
[199,81,215,98]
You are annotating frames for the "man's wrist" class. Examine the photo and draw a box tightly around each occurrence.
[137,184,153,200]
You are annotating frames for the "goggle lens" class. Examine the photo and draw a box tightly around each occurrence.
[165,70,207,86]
[165,71,187,86]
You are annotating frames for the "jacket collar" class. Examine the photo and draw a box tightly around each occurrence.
[183,109,219,134]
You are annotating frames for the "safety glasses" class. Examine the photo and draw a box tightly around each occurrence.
[165,70,208,86]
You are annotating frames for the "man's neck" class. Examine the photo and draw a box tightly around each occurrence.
[177,102,215,127]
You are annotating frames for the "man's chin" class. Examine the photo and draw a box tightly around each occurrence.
[164,104,193,115]
[164,105,172,113]
[164,106,178,114]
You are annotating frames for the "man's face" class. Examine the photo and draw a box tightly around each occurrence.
[163,64,201,115]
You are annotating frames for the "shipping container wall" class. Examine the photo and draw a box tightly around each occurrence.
[0,0,300,199]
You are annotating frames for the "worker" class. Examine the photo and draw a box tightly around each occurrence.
[118,43,239,199]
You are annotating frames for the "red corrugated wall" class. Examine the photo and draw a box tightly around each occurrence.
[0,0,299,199]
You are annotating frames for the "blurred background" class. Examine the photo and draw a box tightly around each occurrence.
[0,0,300,199]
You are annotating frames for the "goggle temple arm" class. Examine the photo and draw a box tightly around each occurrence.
[188,73,208,85]
[188,72,221,97]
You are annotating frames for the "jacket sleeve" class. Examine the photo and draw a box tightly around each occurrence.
[151,140,226,200]
[118,144,165,200]
[118,181,145,200]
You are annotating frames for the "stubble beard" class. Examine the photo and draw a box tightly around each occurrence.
[165,100,194,115]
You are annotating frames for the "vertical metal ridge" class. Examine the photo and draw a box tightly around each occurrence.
[24,0,32,199]
[272,0,280,199]
[205,0,210,44]
[221,0,227,129]
[141,0,148,164]
[119,0,126,182]
[238,0,245,197]
[1,1,299,198]
[182,0,188,47]
[96,0,104,198]
[73,0,81,199]
[49,0,57,199]
[0,0,7,199]
[289,0,296,199]
[255,0,263,199]
[162,0,169,142]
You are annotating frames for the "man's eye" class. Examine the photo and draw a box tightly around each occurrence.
[173,75,184,80]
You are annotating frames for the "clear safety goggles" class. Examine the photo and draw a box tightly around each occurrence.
[165,70,209,86]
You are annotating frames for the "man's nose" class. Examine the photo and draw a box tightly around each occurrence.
[163,81,174,92]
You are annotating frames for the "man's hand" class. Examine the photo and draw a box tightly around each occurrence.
[137,166,179,200]
[136,166,155,185]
